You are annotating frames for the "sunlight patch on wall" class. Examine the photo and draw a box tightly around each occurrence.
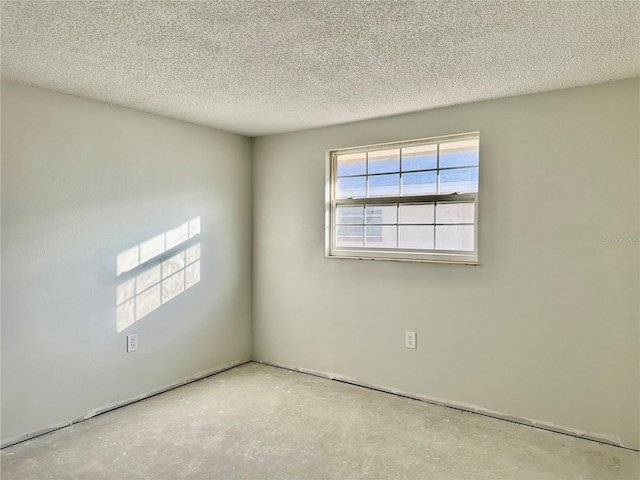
[117,217,200,276]
[115,217,201,332]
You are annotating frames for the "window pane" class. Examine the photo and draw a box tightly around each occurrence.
[336,176,366,198]
[365,225,397,248]
[399,226,434,249]
[402,144,437,171]
[402,171,437,195]
[139,234,165,264]
[162,270,185,304]
[436,202,475,224]
[365,205,397,224]
[135,265,161,295]
[162,251,185,279]
[369,174,399,196]
[439,139,479,168]
[335,225,364,247]
[368,149,400,174]
[398,203,434,224]
[439,167,478,193]
[136,284,161,320]
[337,152,366,177]
[336,205,364,224]
[435,225,475,251]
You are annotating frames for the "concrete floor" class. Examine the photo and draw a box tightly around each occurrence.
[2,363,638,480]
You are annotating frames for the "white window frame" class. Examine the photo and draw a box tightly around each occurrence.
[325,132,479,265]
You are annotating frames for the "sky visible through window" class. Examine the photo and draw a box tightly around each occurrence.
[335,139,479,198]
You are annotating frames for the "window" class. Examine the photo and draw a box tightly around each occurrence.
[325,133,479,264]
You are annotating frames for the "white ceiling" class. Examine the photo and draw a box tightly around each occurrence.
[2,1,639,137]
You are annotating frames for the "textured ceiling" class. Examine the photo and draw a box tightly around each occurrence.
[2,1,639,137]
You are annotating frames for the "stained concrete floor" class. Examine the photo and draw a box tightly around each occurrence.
[1,363,638,480]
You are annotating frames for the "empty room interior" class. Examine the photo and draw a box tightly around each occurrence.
[1,1,639,479]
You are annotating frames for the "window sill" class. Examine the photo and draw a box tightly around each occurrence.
[326,249,478,265]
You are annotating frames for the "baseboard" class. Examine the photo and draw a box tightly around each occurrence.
[4,359,637,453]
[256,360,638,452]
[1,359,251,449]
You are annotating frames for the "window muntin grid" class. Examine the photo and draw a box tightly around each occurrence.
[334,137,478,199]
[334,201,475,251]
[328,133,479,264]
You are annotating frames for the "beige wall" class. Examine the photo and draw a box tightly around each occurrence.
[2,78,638,450]
[252,78,640,449]
[1,81,253,445]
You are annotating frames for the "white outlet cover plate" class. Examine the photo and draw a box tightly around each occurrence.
[127,334,138,352]
[406,331,417,349]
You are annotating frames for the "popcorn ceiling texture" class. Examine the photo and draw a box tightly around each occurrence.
[1,1,639,137]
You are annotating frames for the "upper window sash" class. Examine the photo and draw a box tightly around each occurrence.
[331,133,479,200]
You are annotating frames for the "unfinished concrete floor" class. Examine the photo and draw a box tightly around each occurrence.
[2,363,638,479]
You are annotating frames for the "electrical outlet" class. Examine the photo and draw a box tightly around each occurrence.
[406,331,417,349]
[127,334,138,352]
